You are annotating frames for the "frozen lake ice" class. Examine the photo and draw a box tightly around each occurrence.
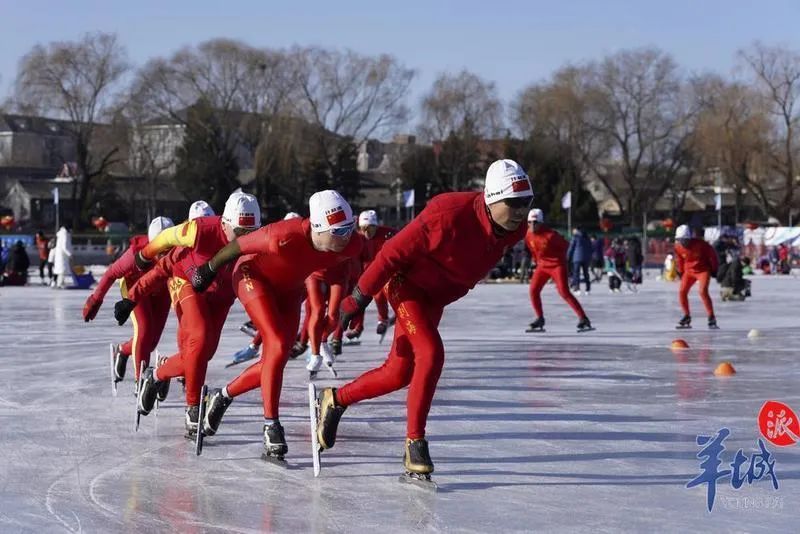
[1,273,799,533]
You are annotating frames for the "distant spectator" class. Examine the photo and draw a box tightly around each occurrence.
[35,231,50,285]
[590,234,605,281]
[625,236,643,284]
[568,227,592,293]
[2,240,30,286]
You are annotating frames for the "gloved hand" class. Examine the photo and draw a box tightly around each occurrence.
[134,251,152,271]
[339,286,372,330]
[191,262,216,293]
[114,298,137,326]
[83,294,103,322]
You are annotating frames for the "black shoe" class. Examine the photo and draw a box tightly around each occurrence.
[678,315,692,328]
[317,388,347,450]
[376,321,388,336]
[137,367,160,415]
[708,316,718,329]
[113,346,128,383]
[403,438,434,474]
[527,316,545,331]
[263,421,288,457]
[185,405,199,437]
[331,339,342,356]
[203,388,233,436]
[156,356,171,402]
[289,341,307,359]
[345,327,362,340]
[577,317,593,331]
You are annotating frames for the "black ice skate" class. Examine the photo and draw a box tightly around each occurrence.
[400,438,437,491]
[331,338,342,356]
[261,421,288,466]
[308,384,322,476]
[526,316,545,333]
[576,317,595,333]
[239,320,257,338]
[345,327,362,340]
[184,404,200,440]
[194,385,208,455]
[708,316,719,330]
[316,388,347,450]
[155,354,171,403]
[112,344,128,383]
[676,315,692,330]
[203,388,233,436]
[289,340,307,359]
[137,367,160,416]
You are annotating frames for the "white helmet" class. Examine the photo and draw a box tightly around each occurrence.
[358,209,378,227]
[188,200,214,220]
[483,159,533,205]
[528,208,544,224]
[222,192,261,230]
[309,190,354,232]
[148,216,174,241]
[283,212,301,220]
[675,224,690,240]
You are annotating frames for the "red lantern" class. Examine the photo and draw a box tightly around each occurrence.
[662,218,675,232]
[92,216,108,231]
[599,218,613,233]
[0,215,14,230]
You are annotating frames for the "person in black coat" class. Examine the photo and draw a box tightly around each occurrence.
[2,241,30,286]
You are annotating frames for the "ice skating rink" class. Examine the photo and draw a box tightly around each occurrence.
[1,275,799,533]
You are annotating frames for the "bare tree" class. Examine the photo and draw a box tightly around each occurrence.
[130,39,295,208]
[287,46,415,196]
[512,65,611,197]
[419,70,502,191]
[739,43,800,222]
[582,48,696,223]
[689,74,772,220]
[13,32,129,229]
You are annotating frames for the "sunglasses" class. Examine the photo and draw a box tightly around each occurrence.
[330,223,355,237]
[503,196,533,210]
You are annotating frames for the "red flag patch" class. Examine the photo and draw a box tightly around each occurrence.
[238,214,255,227]
[511,178,530,192]
[326,208,347,225]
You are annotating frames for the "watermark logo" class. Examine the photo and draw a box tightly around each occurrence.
[758,400,800,447]
[686,427,779,512]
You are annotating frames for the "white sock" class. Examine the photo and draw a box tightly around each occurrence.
[222,386,232,399]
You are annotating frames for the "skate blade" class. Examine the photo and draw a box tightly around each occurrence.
[398,473,438,492]
[134,361,146,432]
[261,453,288,467]
[708,325,720,330]
[525,328,545,333]
[675,325,692,330]
[325,364,338,378]
[576,327,596,333]
[109,344,118,398]
[195,385,208,456]
[308,383,322,477]
[342,339,361,346]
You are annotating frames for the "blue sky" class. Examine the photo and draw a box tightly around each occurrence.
[2,0,799,122]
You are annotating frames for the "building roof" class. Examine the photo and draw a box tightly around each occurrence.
[0,114,73,136]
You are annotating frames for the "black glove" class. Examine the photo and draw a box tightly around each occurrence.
[339,286,372,330]
[134,251,152,271]
[114,298,137,326]
[191,262,216,293]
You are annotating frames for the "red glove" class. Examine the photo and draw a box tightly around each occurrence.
[339,286,372,330]
[83,294,103,322]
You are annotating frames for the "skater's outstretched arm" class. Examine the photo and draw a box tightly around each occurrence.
[83,246,135,321]
[192,226,271,292]
[114,253,173,325]
[136,221,197,268]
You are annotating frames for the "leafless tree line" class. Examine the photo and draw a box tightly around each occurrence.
[6,32,800,227]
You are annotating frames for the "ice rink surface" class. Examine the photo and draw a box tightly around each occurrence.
[1,274,799,533]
